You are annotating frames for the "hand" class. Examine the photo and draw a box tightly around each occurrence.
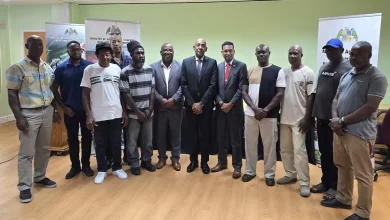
[161,98,168,107]
[145,109,153,119]
[63,106,75,117]
[333,127,346,136]
[192,103,203,114]
[221,102,233,113]
[218,101,223,106]
[86,115,97,132]
[298,117,311,133]
[136,110,147,122]
[252,107,267,120]
[329,117,343,130]
[122,112,128,127]
[16,117,29,132]
[163,98,175,109]
[53,111,61,124]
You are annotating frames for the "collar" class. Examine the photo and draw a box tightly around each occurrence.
[259,63,272,68]
[195,56,204,61]
[350,65,373,75]
[65,58,88,66]
[225,59,234,66]
[24,56,44,67]
[161,61,172,69]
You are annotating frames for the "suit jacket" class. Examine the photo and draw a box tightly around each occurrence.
[181,56,218,111]
[151,59,183,112]
[216,59,246,114]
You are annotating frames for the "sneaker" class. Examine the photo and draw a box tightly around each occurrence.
[20,189,32,203]
[300,185,311,197]
[141,161,156,172]
[35,178,57,188]
[94,172,107,184]
[82,166,94,177]
[113,169,128,179]
[277,176,298,185]
[65,167,81,179]
[131,167,141,176]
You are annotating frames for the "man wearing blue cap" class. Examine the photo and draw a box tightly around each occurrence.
[311,38,352,199]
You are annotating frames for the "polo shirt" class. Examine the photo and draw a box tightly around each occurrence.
[337,66,388,140]
[54,58,93,110]
[6,57,54,109]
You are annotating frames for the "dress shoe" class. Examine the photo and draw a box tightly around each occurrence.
[242,174,256,182]
[201,162,210,174]
[141,161,156,172]
[266,178,275,186]
[156,159,166,169]
[344,214,369,220]
[321,198,352,209]
[82,166,94,177]
[323,188,337,200]
[232,169,241,179]
[187,161,199,173]
[211,164,227,172]
[311,182,328,193]
[131,167,141,175]
[172,160,181,171]
[65,167,81,179]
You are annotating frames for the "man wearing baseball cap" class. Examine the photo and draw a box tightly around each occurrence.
[311,38,352,199]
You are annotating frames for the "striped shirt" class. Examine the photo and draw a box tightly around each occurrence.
[119,64,155,119]
[6,57,54,109]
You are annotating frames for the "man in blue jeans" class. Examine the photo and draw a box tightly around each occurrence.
[52,41,94,179]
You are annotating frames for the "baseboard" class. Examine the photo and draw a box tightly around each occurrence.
[0,114,15,124]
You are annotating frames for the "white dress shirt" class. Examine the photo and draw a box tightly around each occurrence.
[161,61,171,94]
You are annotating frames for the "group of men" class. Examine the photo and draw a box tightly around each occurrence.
[6,34,387,220]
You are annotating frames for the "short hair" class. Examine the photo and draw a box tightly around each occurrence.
[67,41,80,48]
[221,41,234,50]
[355,41,372,53]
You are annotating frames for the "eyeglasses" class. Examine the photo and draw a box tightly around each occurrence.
[68,48,84,53]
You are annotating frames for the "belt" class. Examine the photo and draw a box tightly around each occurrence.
[22,105,49,110]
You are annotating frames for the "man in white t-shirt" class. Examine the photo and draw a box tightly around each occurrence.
[81,42,129,184]
[277,45,316,197]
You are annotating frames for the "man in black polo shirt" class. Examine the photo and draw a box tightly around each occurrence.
[311,38,352,199]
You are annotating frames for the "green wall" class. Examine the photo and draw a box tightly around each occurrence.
[0,0,389,117]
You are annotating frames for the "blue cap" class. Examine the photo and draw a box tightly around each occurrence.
[322,38,343,49]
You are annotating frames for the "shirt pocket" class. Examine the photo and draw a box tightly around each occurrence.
[43,71,54,86]
[21,73,37,91]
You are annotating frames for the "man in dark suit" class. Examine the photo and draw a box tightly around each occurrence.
[151,43,183,171]
[211,41,246,179]
[181,38,217,174]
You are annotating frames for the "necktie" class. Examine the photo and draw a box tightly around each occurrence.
[197,59,202,77]
[224,63,231,84]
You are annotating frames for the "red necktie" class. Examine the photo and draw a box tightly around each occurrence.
[224,63,231,85]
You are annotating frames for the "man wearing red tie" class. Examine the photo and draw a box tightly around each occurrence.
[211,41,247,179]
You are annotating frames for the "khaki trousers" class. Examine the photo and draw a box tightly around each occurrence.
[280,124,310,186]
[18,105,53,191]
[334,134,374,218]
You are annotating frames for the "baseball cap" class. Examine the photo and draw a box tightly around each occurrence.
[322,38,343,49]
[95,42,113,53]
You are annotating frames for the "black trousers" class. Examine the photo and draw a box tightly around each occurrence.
[217,109,243,169]
[317,119,338,190]
[187,108,212,163]
[64,110,92,170]
[106,125,127,163]
[94,118,122,172]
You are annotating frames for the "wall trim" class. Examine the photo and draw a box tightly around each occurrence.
[0,114,15,124]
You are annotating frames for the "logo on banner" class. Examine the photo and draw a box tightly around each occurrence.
[336,27,358,42]
[64,28,78,35]
[106,25,122,37]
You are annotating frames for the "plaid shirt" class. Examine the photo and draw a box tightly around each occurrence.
[6,57,54,108]
[110,52,132,69]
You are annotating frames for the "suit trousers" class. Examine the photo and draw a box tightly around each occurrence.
[334,134,374,219]
[18,106,53,191]
[64,110,92,170]
[317,119,338,189]
[217,109,243,169]
[156,110,182,162]
[186,108,212,163]
[280,124,310,186]
[244,116,277,178]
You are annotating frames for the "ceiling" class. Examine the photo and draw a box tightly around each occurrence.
[0,0,276,5]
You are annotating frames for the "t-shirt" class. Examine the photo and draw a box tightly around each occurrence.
[312,60,352,120]
[280,65,316,125]
[80,63,122,122]
[244,64,286,117]
[337,66,388,140]
[119,64,155,119]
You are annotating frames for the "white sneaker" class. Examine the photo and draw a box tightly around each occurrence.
[113,169,128,179]
[94,172,107,184]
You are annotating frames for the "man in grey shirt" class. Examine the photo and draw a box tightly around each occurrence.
[322,41,388,220]
[311,38,352,199]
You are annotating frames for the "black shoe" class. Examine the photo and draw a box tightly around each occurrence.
[20,189,32,203]
[131,167,141,175]
[266,178,275,186]
[345,214,369,220]
[320,198,352,210]
[141,161,156,172]
[242,174,256,182]
[311,182,328,193]
[187,161,199,173]
[201,162,210,174]
[34,178,57,188]
[82,166,94,177]
[65,167,81,179]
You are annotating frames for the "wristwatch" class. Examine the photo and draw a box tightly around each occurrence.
[54,109,58,113]
[338,117,345,126]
